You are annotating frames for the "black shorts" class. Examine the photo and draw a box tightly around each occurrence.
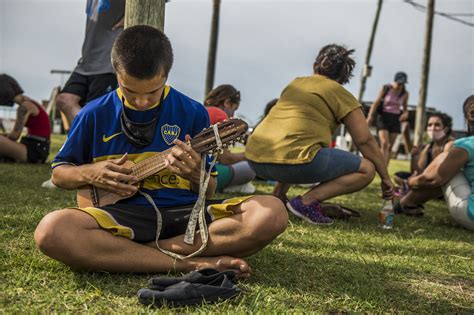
[61,72,118,106]
[376,112,401,134]
[76,196,252,243]
[20,136,50,163]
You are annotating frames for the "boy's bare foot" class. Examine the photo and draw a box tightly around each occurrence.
[190,255,251,278]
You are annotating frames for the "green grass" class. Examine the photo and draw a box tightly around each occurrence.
[1,134,473,313]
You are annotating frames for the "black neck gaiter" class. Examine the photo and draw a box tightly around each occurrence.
[120,93,164,148]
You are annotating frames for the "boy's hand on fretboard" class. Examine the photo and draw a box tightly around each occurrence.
[165,137,202,184]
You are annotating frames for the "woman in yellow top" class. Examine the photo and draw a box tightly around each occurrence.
[246,44,394,225]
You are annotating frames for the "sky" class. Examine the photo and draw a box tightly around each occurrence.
[1,0,473,129]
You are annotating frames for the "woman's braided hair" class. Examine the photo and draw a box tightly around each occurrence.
[204,84,240,108]
[463,94,474,136]
[313,44,355,85]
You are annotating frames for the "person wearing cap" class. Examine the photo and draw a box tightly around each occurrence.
[204,84,256,193]
[367,71,409,165]
[0,74,51,163]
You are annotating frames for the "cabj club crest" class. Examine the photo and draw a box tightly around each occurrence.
[161,124,181,145]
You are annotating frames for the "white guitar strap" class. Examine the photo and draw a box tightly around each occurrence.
[143,124,223,260]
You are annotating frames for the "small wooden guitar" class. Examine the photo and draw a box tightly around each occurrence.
[76,118,248,208]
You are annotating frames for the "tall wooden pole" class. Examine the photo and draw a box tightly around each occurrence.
[336,0,382,150]
[414,0,435,146]
[204,0,221,98]
[358,0,383,103]
[125,0,166,30]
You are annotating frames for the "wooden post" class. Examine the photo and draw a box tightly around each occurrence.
[125,0,166,30]
[414,0,435,146]
[357,0,383,103]
[204,0,221,98]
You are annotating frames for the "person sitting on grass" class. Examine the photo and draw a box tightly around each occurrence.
[204,84,256,194]
[394,112,454,192]
[34,26,288,276]
[0,74,51,163]
[245,44,394,225]
[395,95,474,230]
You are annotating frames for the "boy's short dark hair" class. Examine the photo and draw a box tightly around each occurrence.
[111,25,174,80]
[0,74,24,106]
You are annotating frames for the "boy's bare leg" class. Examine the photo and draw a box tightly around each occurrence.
[34,196,287,274]
[35,209,251,275]
[158,195,288,258]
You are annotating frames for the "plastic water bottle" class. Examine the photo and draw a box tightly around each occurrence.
[378,199,394,229]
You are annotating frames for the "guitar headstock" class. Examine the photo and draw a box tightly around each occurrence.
[190,118,249,154]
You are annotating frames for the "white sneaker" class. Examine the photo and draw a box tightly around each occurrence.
[41,178,57,189]
[222,182,256,194]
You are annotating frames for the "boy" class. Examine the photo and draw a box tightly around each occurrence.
[34,26,287,276]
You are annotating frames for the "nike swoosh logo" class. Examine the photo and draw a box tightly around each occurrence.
[102,132,123,142]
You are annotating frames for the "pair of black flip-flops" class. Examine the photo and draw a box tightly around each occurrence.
[138,269,241,307]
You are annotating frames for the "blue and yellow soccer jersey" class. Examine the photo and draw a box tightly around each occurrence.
[52,86,216,207]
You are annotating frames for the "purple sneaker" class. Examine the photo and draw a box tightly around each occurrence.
[287,196,333,225]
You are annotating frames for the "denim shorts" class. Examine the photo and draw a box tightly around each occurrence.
[248,147,362,184]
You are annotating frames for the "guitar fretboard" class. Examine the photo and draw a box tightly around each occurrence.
[127,120,245,182]
[130,148,172,182]
[129,136,202,182]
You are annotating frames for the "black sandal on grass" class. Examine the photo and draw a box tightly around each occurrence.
[148,268,236,291]
[320,203,361,219]
[139,274,240,307]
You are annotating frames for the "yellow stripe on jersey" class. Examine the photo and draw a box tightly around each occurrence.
[92,152,191,190]
[142,168,191,190]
